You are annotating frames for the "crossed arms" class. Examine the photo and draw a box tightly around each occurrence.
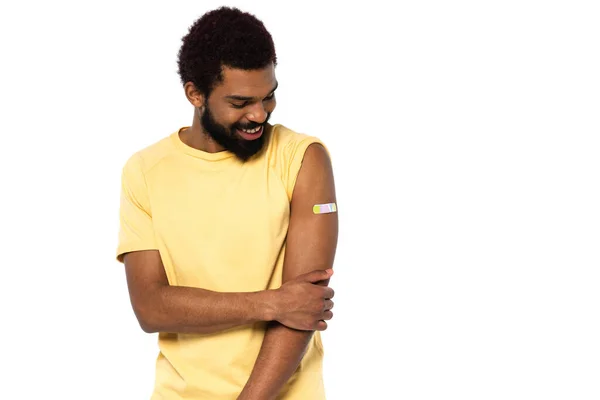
[122,143,338,399]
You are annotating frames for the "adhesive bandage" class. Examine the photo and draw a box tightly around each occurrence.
[313,203,337,214]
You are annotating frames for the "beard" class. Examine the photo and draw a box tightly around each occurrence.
[200,105,270,162]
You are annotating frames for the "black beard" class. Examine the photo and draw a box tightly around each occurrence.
[200,106,270,162]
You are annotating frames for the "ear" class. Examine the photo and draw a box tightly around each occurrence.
[184,82,205,108]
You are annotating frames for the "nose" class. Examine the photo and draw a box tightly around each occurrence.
[246,103,268,124]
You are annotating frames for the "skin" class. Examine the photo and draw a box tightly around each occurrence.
[124,251,333,334]
[180,65,278,155]
[238,141,338,399]
[123,63,338,399]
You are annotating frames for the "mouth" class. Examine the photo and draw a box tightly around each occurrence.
[236,125,264,140]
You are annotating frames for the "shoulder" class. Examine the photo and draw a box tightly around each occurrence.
[301,141,331,168]
[121,129,180,177]
[269,123,317,147]
[267,123,329,162]
[266,124,332,200]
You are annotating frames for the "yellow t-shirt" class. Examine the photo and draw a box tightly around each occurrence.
[116,124,327,399]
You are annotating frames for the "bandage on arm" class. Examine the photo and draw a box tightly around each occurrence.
[239,142,338,399]
[313,202,337,214]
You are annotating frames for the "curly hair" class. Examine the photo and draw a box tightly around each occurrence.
[177,6,277,96]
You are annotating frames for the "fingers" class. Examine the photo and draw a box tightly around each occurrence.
[324,299,334,311]
[316,320,328,331]
[316,311,334,330]
[302,268,333,283]
[316,277,330,287]
[323,287,335,299]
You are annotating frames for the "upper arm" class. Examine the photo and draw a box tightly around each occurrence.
[117,154,166,330]
[122,250,169,331]
[282,143,338,283]
[117,153,158,263]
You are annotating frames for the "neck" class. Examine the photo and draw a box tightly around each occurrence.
[180,110,226,153]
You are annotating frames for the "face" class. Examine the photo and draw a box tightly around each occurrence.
[195,64,278,161]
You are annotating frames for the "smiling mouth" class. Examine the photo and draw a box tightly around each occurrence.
[236,125,264,140]
[239,126,261,134]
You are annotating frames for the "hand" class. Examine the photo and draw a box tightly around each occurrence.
[274,269,335,331]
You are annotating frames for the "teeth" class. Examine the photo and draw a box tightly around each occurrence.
[242,126,260,133]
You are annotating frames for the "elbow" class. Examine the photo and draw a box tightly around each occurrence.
[132,299,162,334]
[138,317,158,334]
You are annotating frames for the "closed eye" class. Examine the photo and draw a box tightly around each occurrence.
[230,93,275,109]
[231,102,249,109]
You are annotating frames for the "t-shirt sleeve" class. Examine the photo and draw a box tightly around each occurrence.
[282,133,331,201]
[116,153,157,263]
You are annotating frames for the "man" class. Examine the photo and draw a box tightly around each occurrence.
[116,6,338,400]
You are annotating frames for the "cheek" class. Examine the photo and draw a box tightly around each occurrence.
[218,109,245,127]
[230,113,249,127]
[266,99,277,113]
[208,99,243,125]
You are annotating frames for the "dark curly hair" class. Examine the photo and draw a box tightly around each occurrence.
[177,6,277,96]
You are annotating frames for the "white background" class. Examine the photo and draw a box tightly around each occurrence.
[1,0,599,399]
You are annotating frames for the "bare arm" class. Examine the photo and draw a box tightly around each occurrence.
[123,249,334,335]
[123,250,278,334]
[238,143,338,399]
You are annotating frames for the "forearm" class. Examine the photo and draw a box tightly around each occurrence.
[238,322,313,400]
[140,286,277,334]
[239,142,338,399]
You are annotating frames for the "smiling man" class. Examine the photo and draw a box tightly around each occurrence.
[116,6,338,400]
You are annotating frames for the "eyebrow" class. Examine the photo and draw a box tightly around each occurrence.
[225,82,279,102]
